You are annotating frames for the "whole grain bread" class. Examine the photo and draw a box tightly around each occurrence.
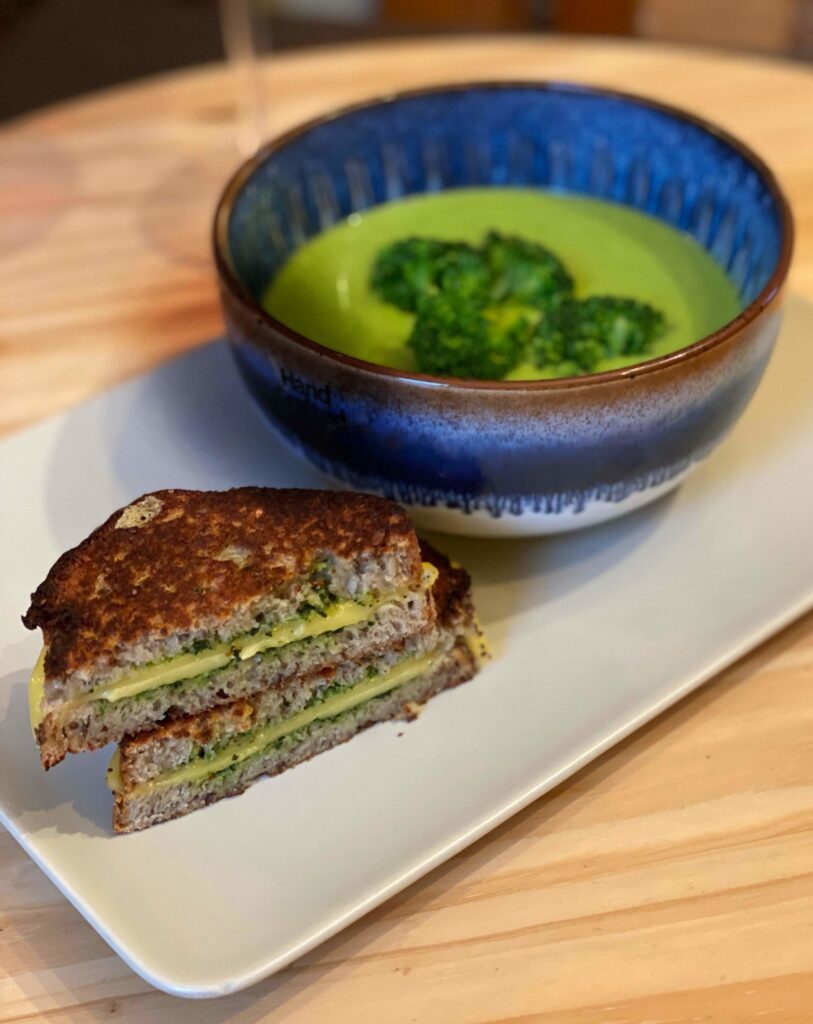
[113,642,477,833]
[36,589,432,768]
[24,488,422,696]
[118,619,453,787]
[115,541,472,785]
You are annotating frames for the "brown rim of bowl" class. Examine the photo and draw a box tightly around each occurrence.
[213,80,794,393]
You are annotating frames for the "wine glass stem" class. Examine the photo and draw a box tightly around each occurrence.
[219,0,269,155]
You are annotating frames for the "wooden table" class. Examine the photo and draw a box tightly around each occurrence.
[2,37,813,1022]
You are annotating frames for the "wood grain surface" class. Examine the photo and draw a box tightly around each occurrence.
[2,37,813,1022]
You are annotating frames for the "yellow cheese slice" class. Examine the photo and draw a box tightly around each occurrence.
[29,647,46,733]
[232,600,373,661]
[99,646,235,703]
[112,648,441,796]
[30,600,371,722]
[106,748,122,791]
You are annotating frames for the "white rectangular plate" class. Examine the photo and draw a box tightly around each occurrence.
[2,297,813,998]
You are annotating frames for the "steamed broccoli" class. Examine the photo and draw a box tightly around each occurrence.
[407,293,528,380]
[483,231,574,309]
[371,229,667,380]
[370,237,490,312]
[532,296,666,373]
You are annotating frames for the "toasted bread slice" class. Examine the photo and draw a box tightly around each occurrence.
[25,488,421,693]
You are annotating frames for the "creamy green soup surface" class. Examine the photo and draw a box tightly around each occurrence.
[263,188,741,380]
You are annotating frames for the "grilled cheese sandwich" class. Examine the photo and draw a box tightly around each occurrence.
[22,487,483,832]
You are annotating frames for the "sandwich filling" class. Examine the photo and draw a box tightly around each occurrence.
[107,646,444,797]
[30,563,438,731]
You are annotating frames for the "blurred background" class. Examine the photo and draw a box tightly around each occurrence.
[2,0,813,122]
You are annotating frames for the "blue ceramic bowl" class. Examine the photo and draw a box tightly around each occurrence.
[214,83,793,536]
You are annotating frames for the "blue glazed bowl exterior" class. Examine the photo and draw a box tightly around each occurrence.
[214,83,793,536]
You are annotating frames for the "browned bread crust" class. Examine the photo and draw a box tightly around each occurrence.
[419,540,472,630]
[24,488,420,682]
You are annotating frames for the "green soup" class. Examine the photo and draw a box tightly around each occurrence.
[263,188,741,380]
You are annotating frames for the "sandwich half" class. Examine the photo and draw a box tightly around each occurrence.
[24,488,436,768]
[109,545,483,832]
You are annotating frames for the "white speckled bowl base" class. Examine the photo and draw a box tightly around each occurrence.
[408,468,694,536]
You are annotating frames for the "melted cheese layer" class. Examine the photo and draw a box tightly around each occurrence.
[30,563,438,725]
[30,599,373,728]
[29,648,46,734]
[94,597,374,705]
[109,648,442,796]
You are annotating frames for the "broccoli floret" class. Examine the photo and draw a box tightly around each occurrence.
[370,238,490,312]
[407,293,528,380]
[581,296,666,356]
[370,237,448,311]
[435,245,492,307]
[532,296,666,373]
[483,230,574,309]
